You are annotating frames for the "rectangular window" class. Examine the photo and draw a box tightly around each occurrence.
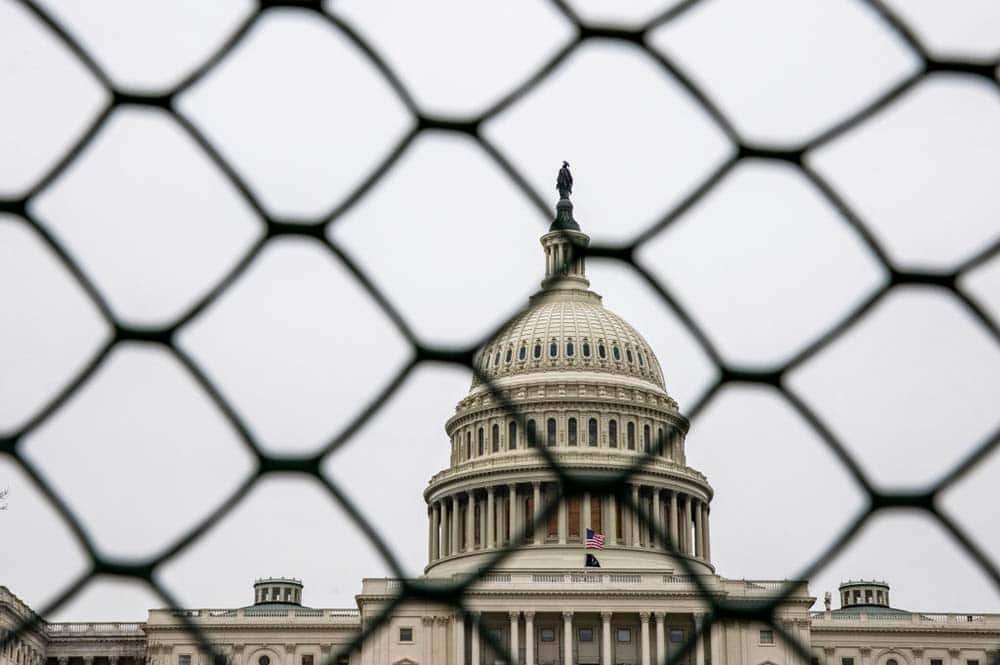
[508,421,517,450]
[540,628,555,642]
[627,422,636,449]
[608,420,617,448]
[336,657,349,665]
[616,628,631,643]
[669,629,684,643]
[588,418,598,446]
[527,419,536,448]
[492,424,499,453]
[967,661,979,665]
[811,659,820,665]
[568,496,580,538]
[179,656,191,665]
[568,418,578,446]
[930,660,943,665]
[399,627,413,642]
[301,656,313,665]
[578,628,594,642]
[547,418,557,447]
[842,659,855,665]
[759,630,774,645]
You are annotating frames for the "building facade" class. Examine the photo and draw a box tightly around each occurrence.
[3,175,997,665]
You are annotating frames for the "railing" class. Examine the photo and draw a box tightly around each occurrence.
[608,574,641,584]
[810,611,1000,626]
[47,622,144,635]
[531,574,564,583]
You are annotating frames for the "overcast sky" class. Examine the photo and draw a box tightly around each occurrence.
[1,0,999,622]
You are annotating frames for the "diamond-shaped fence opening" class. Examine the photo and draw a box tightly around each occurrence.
[1,2,998,665]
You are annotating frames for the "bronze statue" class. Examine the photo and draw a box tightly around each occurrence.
[557,161,573,199]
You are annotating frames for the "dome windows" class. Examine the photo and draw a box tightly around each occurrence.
[508,421,517,449]
[612,345,621,361]
[598,342,607,359]
[582,340,591,358]
[588,418,598,447]
[477,427,484,456]
[608,419,618,448]
[638,352,646,367]
[465,432,471,459]
[491,424,499,452]
[643,424,651,452]
[566,340,575,357]
[625,348,633,364]
[533,342,542,360]
[547,418,557,447]
[493,350,501,367]
[627,422,636,450]
[568,418,578,446]
[549,338,558,358]
[527,419,537,447]
[518,344,526,361]
[505,347,512,364]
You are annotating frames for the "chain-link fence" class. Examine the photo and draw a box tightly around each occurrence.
[2,1,999,664]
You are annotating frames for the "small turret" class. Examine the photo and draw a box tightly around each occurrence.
[839,579,890,608]
[252,577,303,605]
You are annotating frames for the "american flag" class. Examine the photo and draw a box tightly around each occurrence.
[585,528,605,550]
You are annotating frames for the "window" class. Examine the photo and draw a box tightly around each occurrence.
[399,627,413,642]
[477,427,484,456]
[759,630,774,645]
[533,342,542,359]
[657,427,665,455]
[549,339,558,358]
[588,418,598,447]
[505,347,512,363]
[609,419,618,448]
[842,659,855,665]
[626,348,633,363]
[811,659,820,665]
[257,658,268,665]
[568,418,578,446]
[638,352,645,367]
[527,419,536,447]
[643,424,651,452]
[493,350,500,366]
[540,628,555,642]
[301,656,314,665]
[598,342,607,359]
[508,421,517,450]
[519,344,526,361]
[465,432,470,459]
[886,660,898,665]
[547,418,557,447]
[578,628,594,642]
[929,660,943,665]
[491,424,499,452]
[967,661,979,665]
[616,628,631,643]
[669,629,684,643]
[613,345,621,361]
[582,341,591,357]
[336,658,349,665]
[627,422,636,450]
[179,657,192,665]
[566,341,575,357]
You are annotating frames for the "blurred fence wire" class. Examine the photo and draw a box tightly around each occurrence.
[1,1,999,664]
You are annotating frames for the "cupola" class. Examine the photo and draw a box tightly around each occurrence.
[839,579,890,608]
[252,577,304,605]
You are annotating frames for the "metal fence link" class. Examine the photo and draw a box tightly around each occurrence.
[1,1,999,664]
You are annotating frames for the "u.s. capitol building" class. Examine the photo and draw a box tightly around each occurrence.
[3,169,997,665]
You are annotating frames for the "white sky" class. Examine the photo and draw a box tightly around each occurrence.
[1,0,1000,622]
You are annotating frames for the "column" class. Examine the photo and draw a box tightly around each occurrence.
[509,612,520,665]
[442,501,451,556]
[601,612,613,665]
[704,504,712,563]
[524,611,536,665]
[435,616,449,663]
[455,613,466,665]
[479,496,488,550]
[710,619,724,665]
[582,490,591,544]
[422,617,434,665]
[655,612,666,665]
[652,489,662,549]
[632,484,641,547]
[693,614,705,665]
[429,506,436,561]
[640,612,651,665]
[497,490,507,547]
[451,495,460,556]
[679,495,688,555]
[465,492,475,552]
[911,648,923,665]
[532,482,542,545]
[558,492,567,544]
[562,611,574,665]
[471,613,481,665]
[509,484,519,543]
[487,487,496,549]
[608,494,618,546]
[668,492,678,551]
[693,498,703,559]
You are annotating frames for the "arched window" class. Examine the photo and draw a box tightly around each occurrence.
[527,419,537,448]
[533,342,542,359]
[643,424,651,452]
[886,660,898,665]
[547,418,557,447]
[567,341,575,357]
[588,418,598,447]
[494,350,501,366]
[582,341,591,357]
[549,339,558,358]
[492,424,499,452]
[519,344,526,361]
[627,422,636,450]
[505,347,512,363]
[608,419,618,448]
[477,427,484,456]
[638,352,646,367]
[657,427,665,456]
[626,348,634,364]
[613,345,621,361]
[465,432,471,459]
[568,418,578,446]
[598,342,607,359]
[508,421,517,450]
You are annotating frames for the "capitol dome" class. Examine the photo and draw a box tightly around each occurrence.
[424,166,712,576]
